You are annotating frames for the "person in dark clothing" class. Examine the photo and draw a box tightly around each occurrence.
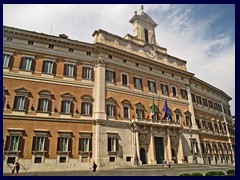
[92,162,97,175]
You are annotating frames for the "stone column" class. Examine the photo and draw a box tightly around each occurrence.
[186,82,197,129]
[135,130,140,164]
[220,101,235,163]
[165,128,172,161]
[177,131,184,164]
[148,127,156,164]
[92,57,106,120]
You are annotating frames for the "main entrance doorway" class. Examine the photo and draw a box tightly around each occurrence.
[155,137,164,164]
[140,148,147,164]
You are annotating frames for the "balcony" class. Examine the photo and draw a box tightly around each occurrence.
[135,118,182,129]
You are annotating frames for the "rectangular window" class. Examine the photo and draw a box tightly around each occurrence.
[208,122,213,130]
[82,67,92,80]
[34,157,42,163]
[107,104,115,116]
[196,96,202,105]
[172,87,177,97]
[61,100,72,114]
[58,137,68,152]
[32,137,45,151]
[28,41,34,45]
[42,60,54,74]
[49,44,54,49]
[20,57,33,71]
[214,123,218,132]
[218,104,222,112]
[79,138,90,151]
[123,106,129,118]
[9,136,20,151]
[86,52,91,56]
[136,109,144,119]
[108,138,118,152]
[3,54,11,68]
[69,48,74,53]
[148,80,156,93]
[203,98,208,107]
[202,120,206,129]
[161,84,169,96]
[59,157,67,163]
[134,77,142,89]
[106,70,115,83]
[208,100,213,109]
[81,102,92,115]
[186,116,192,127]
[191,93,196,103]
[64,64,75,77]
[38,98,49,112]
[176,115,180,123]
[13,96,27,111]
[122,74,128,86]
[144,29,149,42]
[195,119,200,128]
[213,102,218,110]
[181,89,188,100]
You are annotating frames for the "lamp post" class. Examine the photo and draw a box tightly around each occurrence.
[189,126,194,163]
[131,116,139,166]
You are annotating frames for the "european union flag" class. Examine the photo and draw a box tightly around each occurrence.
[162,100,171,120]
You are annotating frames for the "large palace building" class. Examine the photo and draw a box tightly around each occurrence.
[3,8,235,173]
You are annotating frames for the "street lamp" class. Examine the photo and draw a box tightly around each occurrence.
[130,116,139,166]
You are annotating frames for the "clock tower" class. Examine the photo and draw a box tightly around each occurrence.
[129,6,158,45]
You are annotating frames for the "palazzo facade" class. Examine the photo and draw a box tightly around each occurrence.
[3,9,235,173]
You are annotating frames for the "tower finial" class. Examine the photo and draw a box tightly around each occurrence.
[141,5,144,13]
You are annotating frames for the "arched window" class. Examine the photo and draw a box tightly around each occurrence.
[37,90,52,113]
[106,97,117,117]
[13,87,30,112]
[61,93,75,115]
[121,99,132,119]
[174,109,182,123]
[135,102,145,119]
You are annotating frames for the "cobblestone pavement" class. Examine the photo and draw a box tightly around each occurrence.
[3,164,235,176]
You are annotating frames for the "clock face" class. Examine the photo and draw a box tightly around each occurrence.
[144,45,155,58]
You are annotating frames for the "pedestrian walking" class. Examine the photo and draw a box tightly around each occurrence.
[10,162,16,176]
[92,161,97,175]
[167,161,172,169]
[15,162,27,176]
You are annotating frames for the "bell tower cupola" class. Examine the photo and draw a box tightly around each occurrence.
[129,5,158,45]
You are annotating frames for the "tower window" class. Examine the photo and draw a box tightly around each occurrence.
[144,29,149,42]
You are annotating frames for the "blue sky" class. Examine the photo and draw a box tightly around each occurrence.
[3,4,235,115]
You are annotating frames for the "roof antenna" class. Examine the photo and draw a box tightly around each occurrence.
[50,25,53,35]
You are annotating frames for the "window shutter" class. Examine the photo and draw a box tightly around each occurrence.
[81,102,84,114]
[32,137,36,151]
[90,103,93,115]
[48,99,52,113]
[161,84,163,93]
[57,137,60,151]
[44,137,50,157]
[31,59,36,72]
[154,82,156,92]
[64,64,67,76]
[91,68,94,81]
[18,136,24,157]
[142,110,145,119]
[89,138,92,151]
[114,106,117,117]
[74,65,77,78]
[82,67,85,79]
[24,97,29,112]
[4,136,10,151]
[68,138,72,152]
[53,62,57,75]
[61,101,64,113]
[13,96,18,110]
[9,56,14,69]
[37,99,42,111]
[79,138,82,151]
[108,138,111,151]
[166,85,169,96]
[42,61,46,72]
[116,139,119,151]
[133,77,136,88]
[113,72,116,82]
[148,81,150,91]
[71,101,74,115]
[20,57,24,69]
[140,78,143,89]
